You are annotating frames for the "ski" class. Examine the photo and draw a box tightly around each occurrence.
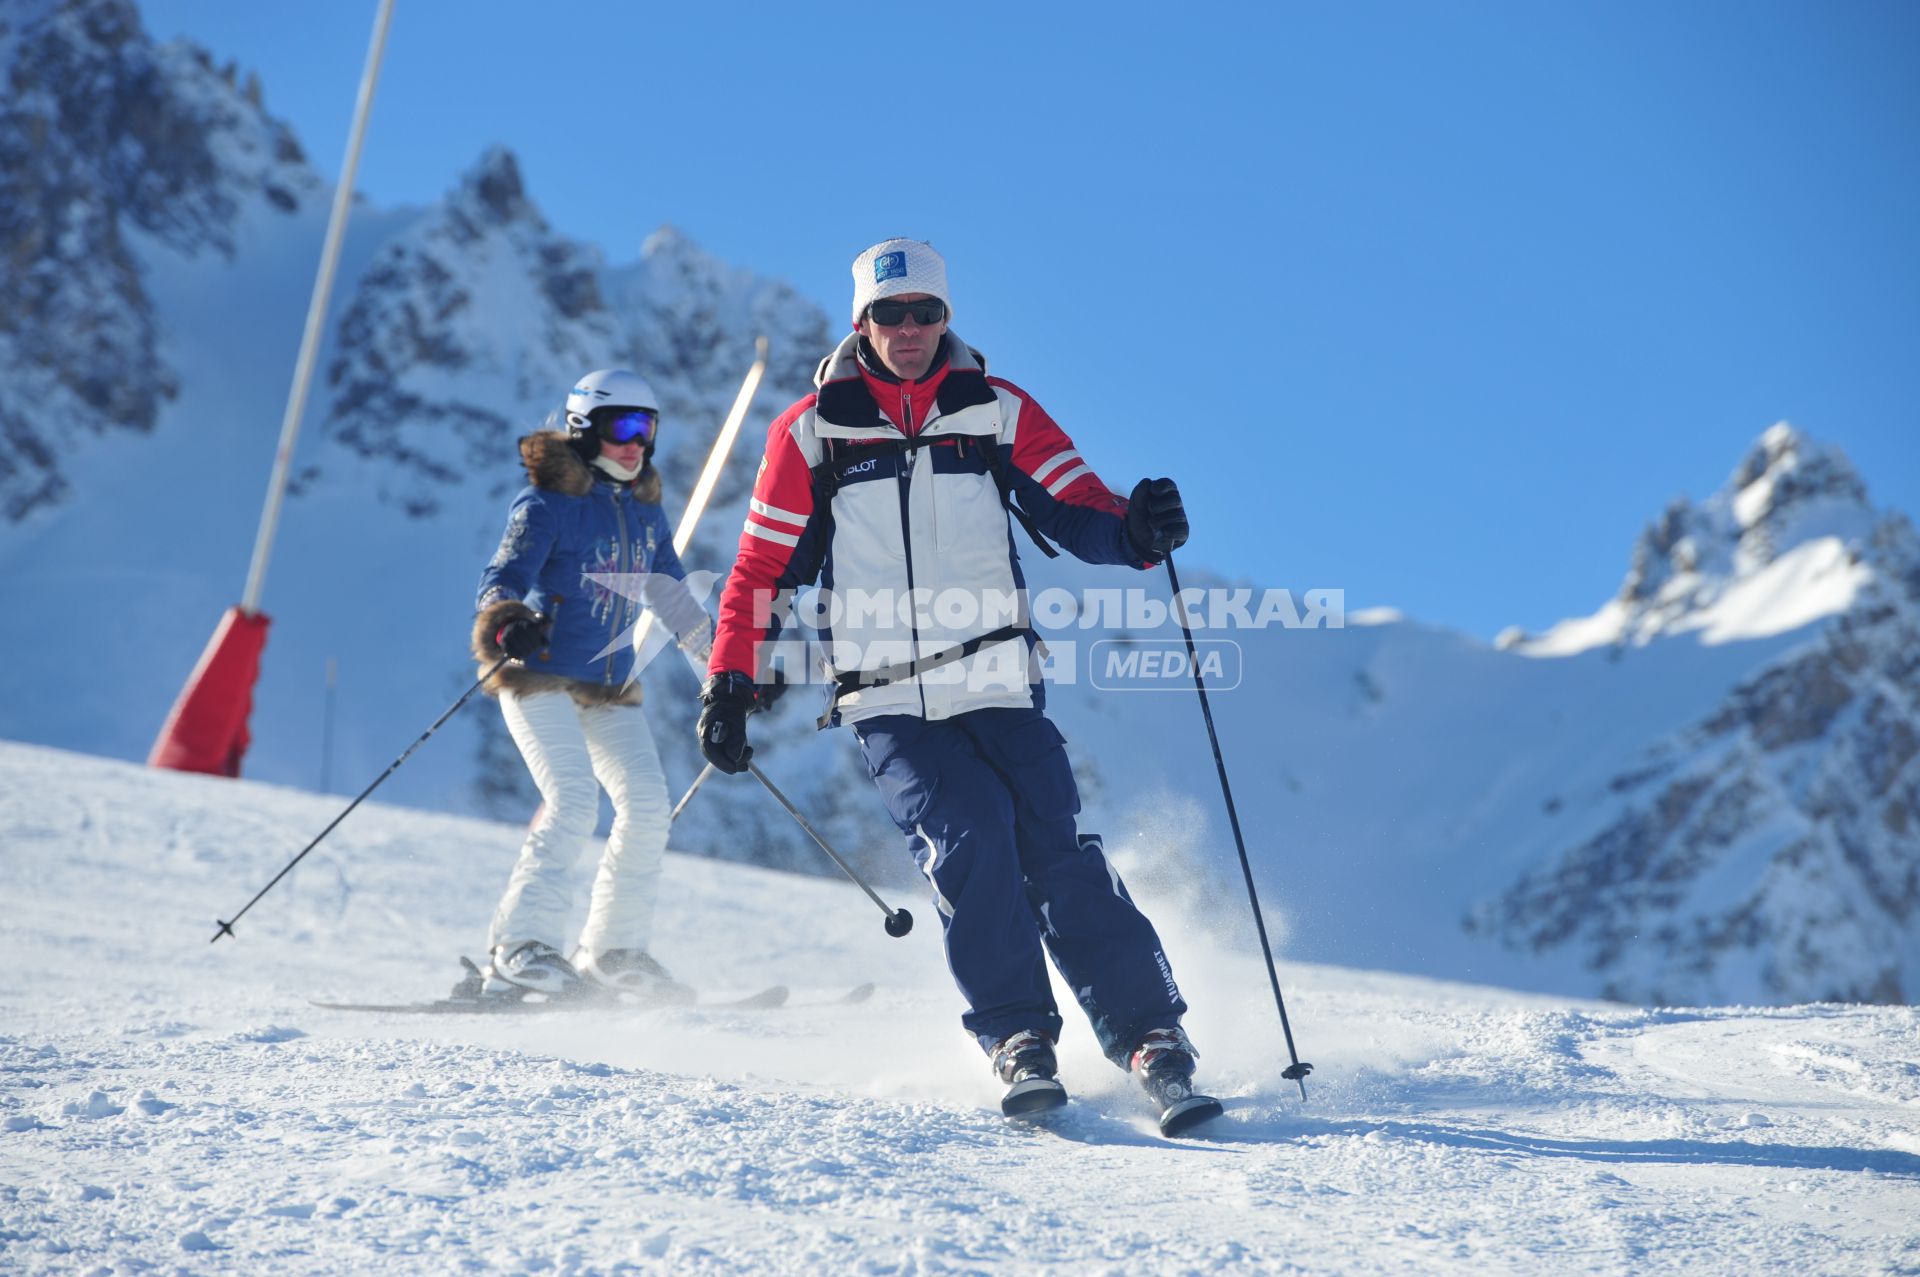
[1155,1092,1226,1138]
[310,985,790,1015]
[310,982,875,1016]
[1130,1028,1225,1137]
[809,981,876,1007]
[1000,1091,1225,1138]
[1000,1078,1069,1119]
[700,985,792,1011]
[1141,1064,1226,1137]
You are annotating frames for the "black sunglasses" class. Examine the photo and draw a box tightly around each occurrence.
[867,297,947,327]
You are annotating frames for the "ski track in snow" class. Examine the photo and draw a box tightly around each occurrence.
[2,741,1917,1275]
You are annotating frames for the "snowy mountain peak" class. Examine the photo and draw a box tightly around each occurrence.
[1730,423,1866,522]
[1720,422,1874,570]
[640,222,702,262]
[444,145,541,239]
[1618,495,1718,607]
[1481,423,1919,1004]
[1523,424,1883,656]
[1623,424,1874,603]
[611,222,834,428]
[318,147,619,512]
[625,222,738,322]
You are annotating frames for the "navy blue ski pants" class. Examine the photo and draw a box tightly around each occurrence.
[852,705,1187,1064]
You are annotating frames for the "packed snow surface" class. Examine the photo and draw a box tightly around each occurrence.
[2,740,1915,1274]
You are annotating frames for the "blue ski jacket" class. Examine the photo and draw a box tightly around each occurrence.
[474,431,708,694]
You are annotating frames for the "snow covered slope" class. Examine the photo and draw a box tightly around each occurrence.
[1,740,1915,1275]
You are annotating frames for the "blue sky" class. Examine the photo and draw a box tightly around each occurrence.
[142,0,1919,639]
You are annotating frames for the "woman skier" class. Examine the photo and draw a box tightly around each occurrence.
[467,368,712,1001]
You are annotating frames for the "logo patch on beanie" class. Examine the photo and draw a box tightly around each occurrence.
[874,251,907,284]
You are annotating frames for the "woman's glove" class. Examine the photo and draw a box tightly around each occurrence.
[495,614,550,661]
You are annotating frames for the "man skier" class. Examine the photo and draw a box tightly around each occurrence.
[696,238,1219,1134]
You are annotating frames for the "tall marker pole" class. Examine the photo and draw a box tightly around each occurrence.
[627,336,769,664]
[150,0,398,777]
[242,0,396,614]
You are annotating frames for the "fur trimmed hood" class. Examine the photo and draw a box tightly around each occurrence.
[519,430,662,505]
[472,596,644,708]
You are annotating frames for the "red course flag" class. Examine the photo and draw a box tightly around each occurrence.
[148,607,271,778]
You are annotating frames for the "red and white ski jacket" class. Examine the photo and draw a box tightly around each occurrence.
[710,331,1148,726]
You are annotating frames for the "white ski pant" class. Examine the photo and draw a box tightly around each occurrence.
[490,689,671,959]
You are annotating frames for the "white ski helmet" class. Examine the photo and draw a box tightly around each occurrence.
[564,368,659,431]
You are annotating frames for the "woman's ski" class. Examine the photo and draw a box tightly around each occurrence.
[310,982,874,1016]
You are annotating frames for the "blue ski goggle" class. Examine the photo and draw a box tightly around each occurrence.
[590,407,658,445]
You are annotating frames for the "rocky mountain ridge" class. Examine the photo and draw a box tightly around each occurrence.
[0,0,318,519]
[1475,429,1920,1001]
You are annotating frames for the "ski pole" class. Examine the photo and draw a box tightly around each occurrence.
[669,762,716,822]
[210,655,511,943]
[746,760,913,938]
[1164,553,1313,1100]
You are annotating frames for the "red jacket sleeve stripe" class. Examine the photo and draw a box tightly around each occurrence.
[996,378,1128,516]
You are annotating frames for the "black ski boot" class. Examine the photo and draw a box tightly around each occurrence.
[991,1029,1068,1118]
[1130,1026,1224,1137]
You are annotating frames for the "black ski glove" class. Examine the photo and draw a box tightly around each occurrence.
[1126,477,1190,563]
[754,667,790,712]
[495,614,550,661]
[698,671,758,774]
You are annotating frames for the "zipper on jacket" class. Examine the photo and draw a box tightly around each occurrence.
[610,492,632,686]
[895,391,928,717]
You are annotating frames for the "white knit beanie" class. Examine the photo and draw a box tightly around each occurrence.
[850,238,950,326]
